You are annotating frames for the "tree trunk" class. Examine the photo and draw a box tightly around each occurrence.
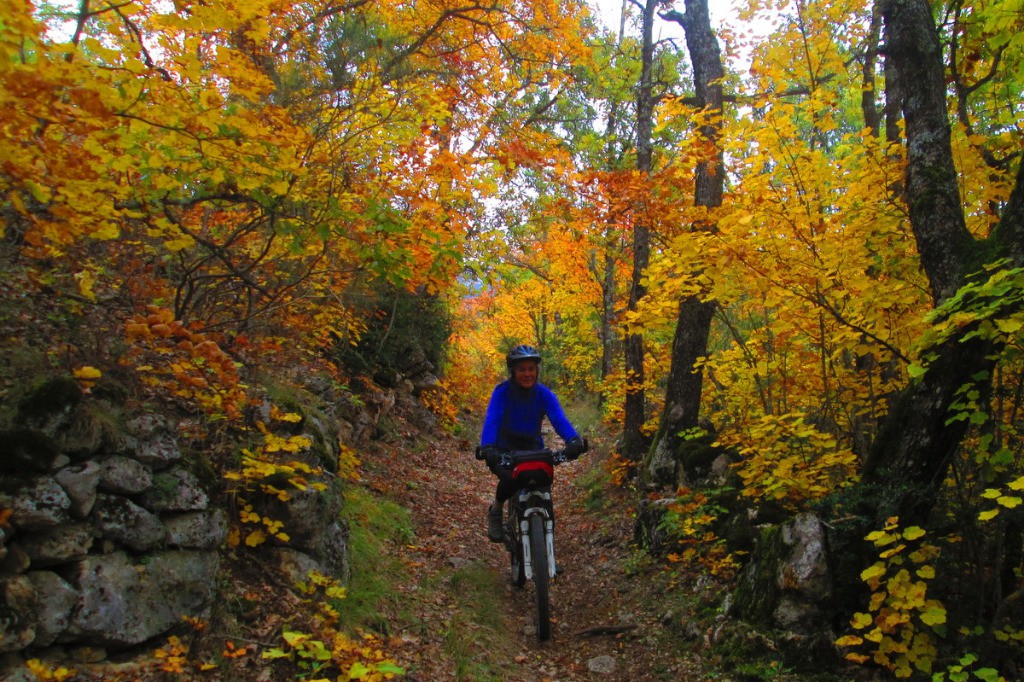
[852,0,978,524]
[861,3,882,137]
[883,0,976,304]
[993,160,1024,263]
[645,0,723,486]
[588,219,619,407]
[601,241,616,398]
[622,0,659,460]
[857,0,1024,520]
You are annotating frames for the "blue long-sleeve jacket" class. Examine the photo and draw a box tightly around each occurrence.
[480,381,578,451]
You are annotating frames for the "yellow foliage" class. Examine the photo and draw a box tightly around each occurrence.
[124,308,247,423]
[266,622,403,680]
[837,518,946,678]
[418,380,458,431]
[224,410,332,548]
[71,365,102,391]
[726,413,859,508]
[979,469,1024,520]
[153,635,189,674]
[654,488,742,579]
[245,529,268,547]
[25,659,75,682]
[337,444,362,482]
[3,0,599,432]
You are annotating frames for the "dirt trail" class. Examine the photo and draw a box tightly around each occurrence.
[363,429,708,682]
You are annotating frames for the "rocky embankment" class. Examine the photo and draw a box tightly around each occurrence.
[0,377,354,675]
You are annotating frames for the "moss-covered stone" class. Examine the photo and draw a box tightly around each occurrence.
[16,377,82,429]
[256,377,343,473]
[61,399,125,456]
[727,515,847,678]
[711,619,848,680]
[811,478,922,617]
[11,380,125,456]
[732,514,834,628]
[642,428,735,490]
[732,523,787,629]
[0,428,63,473]
[678,433,724,482]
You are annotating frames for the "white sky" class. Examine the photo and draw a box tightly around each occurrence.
[589,0,742,32]
[587,0,776,70]
[589,0,770,41]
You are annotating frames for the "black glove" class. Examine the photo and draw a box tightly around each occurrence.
[479,444,501,469]
[563,437,588,460]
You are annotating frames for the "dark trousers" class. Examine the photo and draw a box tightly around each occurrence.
[495,478,517,504]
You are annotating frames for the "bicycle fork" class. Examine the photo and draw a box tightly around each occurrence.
[519,511,556,580]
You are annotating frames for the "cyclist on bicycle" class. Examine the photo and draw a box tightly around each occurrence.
[478,344,586,542]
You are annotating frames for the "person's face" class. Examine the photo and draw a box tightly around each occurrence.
[512,360,539,389]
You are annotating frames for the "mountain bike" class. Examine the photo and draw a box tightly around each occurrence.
[492,445,585,641]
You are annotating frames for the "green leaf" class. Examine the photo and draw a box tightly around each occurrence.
[348,661,370,679]
[308,640,331,661]
[995,318,1023,334]
[860,563,886,582]
[902,526,926,541]
[992,448,1014,467]
[978,509,1000,521]
[851,612,873,629]
[282,630,308,647]
[920,605,947,627]
[969,411,989,425]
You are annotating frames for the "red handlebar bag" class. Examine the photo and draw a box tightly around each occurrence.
[512,460,554,485]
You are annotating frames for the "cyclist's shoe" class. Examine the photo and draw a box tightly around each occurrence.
[487,504,503,542]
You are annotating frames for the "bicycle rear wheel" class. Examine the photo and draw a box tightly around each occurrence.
[528,513,551,640]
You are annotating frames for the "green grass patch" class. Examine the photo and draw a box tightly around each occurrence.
[563,397,604,438]
[574,454,615,513]
[336,485,415,633]
[443,564,516,681]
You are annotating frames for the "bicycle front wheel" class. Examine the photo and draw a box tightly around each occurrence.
[509,512,526,587]
[528,513,551,640]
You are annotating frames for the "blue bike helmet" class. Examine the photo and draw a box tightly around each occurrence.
[506,344,542,373]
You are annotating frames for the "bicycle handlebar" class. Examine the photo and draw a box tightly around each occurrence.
[497,449,568,469]
[476,443,585,468]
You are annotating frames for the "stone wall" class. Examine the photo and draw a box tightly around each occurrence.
[0,407,225,656]
[0,372,417,674]
[0,382,351,672]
